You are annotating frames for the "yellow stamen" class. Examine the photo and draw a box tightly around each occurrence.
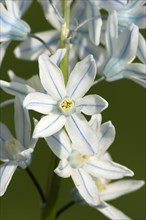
[59,98,74,111]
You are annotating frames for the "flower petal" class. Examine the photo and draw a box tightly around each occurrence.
[86,1,102,45]
[89,114,102,133]
[14,30,60,60]
[33,113,66,138]
[71,168,101,206]
[112,24,139,64]
[54,159,72,178]
[97,121,116,156]
[15,97,31,148]
[84,158,134,179]
[5,0,20,18]
[105,11,118,57]
[0,40,11,66]
[23,92,57,114]
[45,129,72,159]
[0,122,13,143]
[100,180,145,201]
[0,161,18,196]
[100,0,127,11]
[38,54,66,100]
[76,95,108,115]
[104,24,139,78]
[123,63,146,79]
[65,113,98,156]
[97,203,131,220]
[66,55,96,100]
[137,33,146,64]
[0,80,35,98]
[0,122,13,161]
[50,48,66,66]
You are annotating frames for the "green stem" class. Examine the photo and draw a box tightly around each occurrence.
[60,0,71,84]
[41,2,71,220]
[41,152,60,220]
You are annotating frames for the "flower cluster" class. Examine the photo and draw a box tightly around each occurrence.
[0,1,145,220]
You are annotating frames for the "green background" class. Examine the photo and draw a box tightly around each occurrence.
[0,1,145,220]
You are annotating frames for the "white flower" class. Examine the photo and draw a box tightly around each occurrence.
[0,0,32,65]
[45,115,134,206]
[72,169,145,220]
[0,0,31,42]
[81,11,146,87]
[24,52,108,155]
[0,97,37,196]
[0,49,66,99]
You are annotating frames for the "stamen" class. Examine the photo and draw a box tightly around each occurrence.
[59,98,74,111]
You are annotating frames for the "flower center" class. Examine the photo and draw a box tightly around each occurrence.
[5,138,24,160]
[59,98,74,111]
[96,180,106,192]
[68,150,90,168]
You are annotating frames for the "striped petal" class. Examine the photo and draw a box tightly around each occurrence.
[89,114,102,133]
[0,161,18,196]
[103,25,138,78]
[38,54,66,100]
[15,97,31,148]
[54,159,72,178]
[86,1,102,45]
[65,113,98,156]
[100,180,145,201]
[0,80,35,98]
[137,33,146,64]
[0,40,11,66]
[5,0,20,18]
[67,55,96,100]
[105,11,118,57]
[50,48,66,66]
[71,168,101,206]
[33,113,66,138]
[84,158,134,179]
[14,30,60,60]
[100,0,127,11]
[23,92,57,114]
[123,63,146,79]
[0,122,13,161]
[97,203,131,220]
[45,129,72,159]
[97,121,116,156]
[76,95,108,115]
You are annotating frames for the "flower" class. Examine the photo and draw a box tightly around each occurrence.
[0,0,31,42]
[48,115,134,206]
[24,52,108,155]
[72,161,144,220]
[0,0,32,65]
[0,49,66,99]
[80,11,146,87]
[0,97,37,196]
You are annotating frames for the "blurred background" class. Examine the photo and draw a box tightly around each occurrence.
[0,1,145,220]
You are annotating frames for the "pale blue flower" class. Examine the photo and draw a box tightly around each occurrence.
[14,0,102,62]
[70,114,145,219]
[0,49,66,98]
[46,115,134,206]
[80,12,146,87]
[24,52,108,155]
[0,97,37,196]
[0,0,31,42]
[0,0,32,65]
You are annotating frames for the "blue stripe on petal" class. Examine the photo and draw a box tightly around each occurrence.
[70,115,95,154]
[70,62,94,98]
[78,169,94,200]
